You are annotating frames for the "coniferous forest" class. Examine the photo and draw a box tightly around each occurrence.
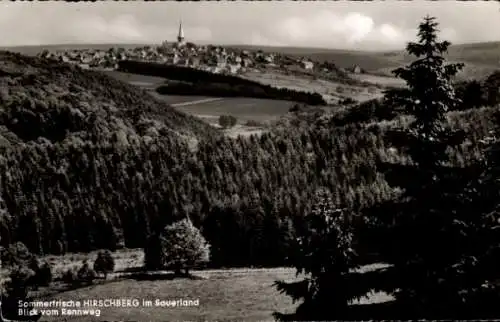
[1,16,500,320]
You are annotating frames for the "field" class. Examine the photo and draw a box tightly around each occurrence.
[1,245,392,322]
[101,70,295,138]
[171,97,293,123]
[99,70,166,90]
[18,248,391,322]
[40,268,299,322]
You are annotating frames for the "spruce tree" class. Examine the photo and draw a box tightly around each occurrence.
[371,16,500,318]
[273,189,370,321]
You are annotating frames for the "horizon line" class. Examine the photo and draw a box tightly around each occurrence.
[1,40,498,53]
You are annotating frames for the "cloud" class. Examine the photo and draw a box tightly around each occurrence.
[0,2,498,50]
[265,10,421,50]
[0,3,213,46]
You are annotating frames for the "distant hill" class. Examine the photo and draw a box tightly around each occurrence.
[226,42,500,80]
[0,44,155,57]
[0,51,218,147]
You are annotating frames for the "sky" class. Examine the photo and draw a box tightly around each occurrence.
[1,2,499,51]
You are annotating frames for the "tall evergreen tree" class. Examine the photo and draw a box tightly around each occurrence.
[273,189,370,321]
[370,16,500,318]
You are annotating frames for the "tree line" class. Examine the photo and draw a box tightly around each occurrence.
[119,60,326,105]
[156,81,326,106]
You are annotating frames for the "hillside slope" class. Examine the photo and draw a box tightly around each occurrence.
[229,42,500,79]
[0,51,218,147]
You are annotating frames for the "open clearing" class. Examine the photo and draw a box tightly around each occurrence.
[171,97,293,123]
[40,268,299,322]
[2,249,392,322]
[100,70,165,90]
[36,265,392,322]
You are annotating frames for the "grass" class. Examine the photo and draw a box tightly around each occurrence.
[100,70,166,89]
[3,248,392,321]
[169,97,294,124]
[36,265,393,322]
[39,268,300,322]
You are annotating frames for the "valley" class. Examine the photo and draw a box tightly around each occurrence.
[1,30,499,321]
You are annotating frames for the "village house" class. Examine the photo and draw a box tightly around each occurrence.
[188,57,201,68]
[301,60,314,70]
[216,56,227,69]
[226,64,241,74]
[241,58,253,68]
[264,54,275,64]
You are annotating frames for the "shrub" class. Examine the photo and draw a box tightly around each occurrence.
[1,266,37,320]
[244,119,263,127]
[218,115,237,129]
[93,250,115,279]
[76,261,97,285]
[62,267,78,285]
[143,218,210,275]
[26,258,52,289]
[35,262,53,287]
[340,97,357,106]
[0,242,33,267]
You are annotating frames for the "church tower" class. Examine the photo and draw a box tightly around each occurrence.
[177,21,186,46]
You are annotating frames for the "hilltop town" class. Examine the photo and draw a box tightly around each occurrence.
[36,22,356,80]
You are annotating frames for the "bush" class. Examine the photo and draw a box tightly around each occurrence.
[62,267,78,285]
[35,262,53,287]
[26,257,53,289]
[1,242,33,267]
[77,261,97,285]
[143,218,210,275]
[244,119,263,127]
[1,266,38,320]
[93,250,115,279]
[340,97,357,106]
[218,115,237,129]
[289,103,308,113]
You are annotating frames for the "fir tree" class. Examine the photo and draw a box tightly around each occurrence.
[273,188,368,321]
[370,16,500,318]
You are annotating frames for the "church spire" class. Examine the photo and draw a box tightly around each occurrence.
[177,20,185,43]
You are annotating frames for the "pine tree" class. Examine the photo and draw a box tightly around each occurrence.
[273,188,370,321]
[370,16,500,318]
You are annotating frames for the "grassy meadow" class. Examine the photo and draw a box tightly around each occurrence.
[13,250,391,322]
[40,267,299,322]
